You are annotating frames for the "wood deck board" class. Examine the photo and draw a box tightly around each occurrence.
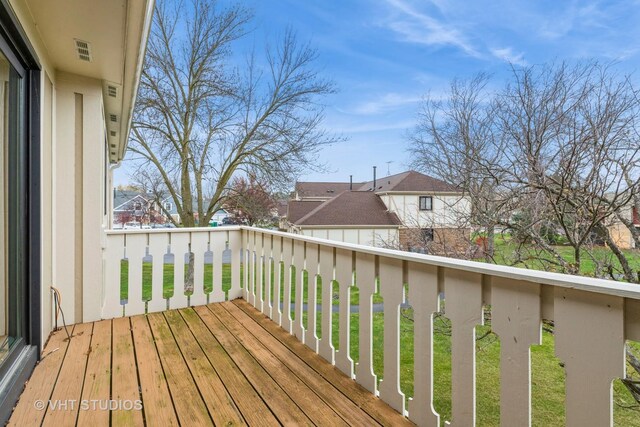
[8,301,412,426]
[8,326,75,427]
[194,304,314,426]
[111,317,144,427]
[42,322,94,427]
[77,319,112,426]
[163,309,245,426]
[178,307,279,427]
[130,315,178,426]
[233,299,414,427]
[220,301,381,426]
[146,312,213,426]
[209,303,350,426]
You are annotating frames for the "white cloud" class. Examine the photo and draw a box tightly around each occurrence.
[382,0,481,58]
[490,47,527,66]
[349,92,422,115]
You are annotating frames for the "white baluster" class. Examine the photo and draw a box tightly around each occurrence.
[355,252,377,394]
[169,232,190,310]
[282,238,293,333]
[262,234,273,317]
[103,234,125,318]
[272,236,283,325]
[444,268,483,426]
[242,228,250,300]
[190,231,208,307]
[247,230,256,306]
[210,231,226,303]
[334,248,353,377]
[305,243,320,353]
[378,257,405,414]
[148,233,169,313]
[126,233,147,316]
[318,245,335,364]
[293,240,305,342]
[492,277,541,427]
[228,229,242,300]
[554,288,624,427]
[408,262,440,427]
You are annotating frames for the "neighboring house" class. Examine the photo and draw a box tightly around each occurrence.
[287,170,471,251]
[113,190,171,227]
[158,196,228,226]
[290,192,402,247]
[0,0,154,420]
[210,208,229,225]
[608,204,640,249]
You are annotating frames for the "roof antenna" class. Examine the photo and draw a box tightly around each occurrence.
[373,166,377,191]
[385,161,393,175]
[349,175,353,191]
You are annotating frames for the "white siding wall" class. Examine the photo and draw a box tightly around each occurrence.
[380,193,471,228]
[299,228,399,248]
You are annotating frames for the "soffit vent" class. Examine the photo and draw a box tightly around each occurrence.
[110,130,117,137]
[107,86,117,98]
[74,39,92,62]
[109,114,117,122]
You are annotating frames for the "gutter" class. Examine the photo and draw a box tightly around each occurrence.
[117,0,156,164]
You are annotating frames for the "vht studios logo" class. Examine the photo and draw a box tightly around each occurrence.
[34,399,143,411]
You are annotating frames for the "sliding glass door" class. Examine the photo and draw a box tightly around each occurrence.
[0,3,40,422]
[0,48,24,368]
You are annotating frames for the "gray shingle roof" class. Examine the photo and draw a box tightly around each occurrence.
[358,170,459,193]
[287,200,324,223]
[295,191,401,226]
[295,181,364,198]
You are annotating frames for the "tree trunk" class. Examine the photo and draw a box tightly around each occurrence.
[485,224,495,262]
[181,212,196,293]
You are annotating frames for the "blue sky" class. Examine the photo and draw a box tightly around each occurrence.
[116,0,640,186]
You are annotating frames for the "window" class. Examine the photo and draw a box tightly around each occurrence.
[164,202,172,211]
[134,202,142,210]
[421,228,434,242]
[419,196,433,211]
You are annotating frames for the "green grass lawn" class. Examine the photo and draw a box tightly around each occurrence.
[482,234,640,279]
[120,258,640,425]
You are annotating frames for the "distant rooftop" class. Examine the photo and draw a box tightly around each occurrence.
[358,170,459,193]
[295,191,401,226]
[295,181,364,199]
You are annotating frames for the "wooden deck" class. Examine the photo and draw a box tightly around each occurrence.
[8,300,412,426]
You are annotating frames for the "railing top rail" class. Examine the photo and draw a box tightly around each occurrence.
[105,225,242,235]
[240,226,640,300]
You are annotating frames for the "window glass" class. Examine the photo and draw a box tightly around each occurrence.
[0,50,22,365]
[419,196,433,211]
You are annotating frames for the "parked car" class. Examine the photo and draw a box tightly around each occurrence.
[123,221,141,229]
[141,224,152,229]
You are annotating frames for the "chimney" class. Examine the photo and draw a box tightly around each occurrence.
[373,166,377,191]
[349,175,353,190]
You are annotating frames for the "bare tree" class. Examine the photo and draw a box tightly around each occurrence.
[492,61,640,278]
[409,61,640,282]
[408,73,505,260]
[128,0,338,229]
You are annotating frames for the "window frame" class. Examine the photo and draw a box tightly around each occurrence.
[419,195,433,211]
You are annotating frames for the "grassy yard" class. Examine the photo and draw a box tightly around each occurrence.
[482,234,640,278]
[120,259,640,425]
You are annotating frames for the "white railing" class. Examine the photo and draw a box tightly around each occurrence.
[104,226,640,426]
[103,226,242,318]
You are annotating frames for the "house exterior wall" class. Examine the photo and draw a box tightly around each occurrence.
[608,223,635,249]
[378,192,471,228]
[296,227,400,248]
[7,0,116,344]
